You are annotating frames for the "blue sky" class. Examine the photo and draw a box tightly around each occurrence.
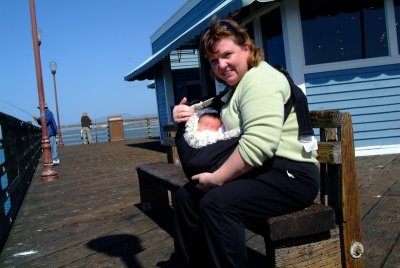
[0,0,186,124]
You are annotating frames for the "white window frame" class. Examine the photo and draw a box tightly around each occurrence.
[298,0,400,74]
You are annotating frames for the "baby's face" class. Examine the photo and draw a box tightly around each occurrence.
[197,115,221,132]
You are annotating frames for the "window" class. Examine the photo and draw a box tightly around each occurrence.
[395,0,400,53]
[260,7,286,68]
[245,22,254,40]
[300,0,387,65]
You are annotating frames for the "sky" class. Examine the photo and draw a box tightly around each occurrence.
[0,0,187,125]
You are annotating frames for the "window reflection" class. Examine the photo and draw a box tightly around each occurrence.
[300,0,387,65]
[245,22,254,40]
[395,0,400,54]
[260,8,286,68]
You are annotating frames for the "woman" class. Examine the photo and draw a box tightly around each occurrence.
[172,17,319,268]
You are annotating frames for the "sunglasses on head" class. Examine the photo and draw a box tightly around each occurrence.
[219,20,245,43]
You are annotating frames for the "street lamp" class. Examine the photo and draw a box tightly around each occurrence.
[37,27,42,46]
[50,61,64,147]
[29,0,59,182]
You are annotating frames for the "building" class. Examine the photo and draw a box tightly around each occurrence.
[125,0,400,156]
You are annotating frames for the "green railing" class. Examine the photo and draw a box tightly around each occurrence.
[0,112,42,250]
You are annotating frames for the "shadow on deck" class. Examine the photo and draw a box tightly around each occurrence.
[0,138,399,267]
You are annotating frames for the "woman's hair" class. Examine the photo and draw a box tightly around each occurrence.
[200,16,264,68]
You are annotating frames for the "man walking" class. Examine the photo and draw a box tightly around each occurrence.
[81,112,92,144]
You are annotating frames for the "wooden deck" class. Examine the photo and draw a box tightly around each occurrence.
[0,138,398,267]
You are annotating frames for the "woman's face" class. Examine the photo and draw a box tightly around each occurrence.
[208,37,250,87]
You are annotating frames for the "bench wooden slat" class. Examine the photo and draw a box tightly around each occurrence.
[136,162,186,211]
[317,141,341,164]
[136,162,186,191]
[162,137,176,147]
[340,112,364,267]
[310,110,343,128]
[266,203,335,242]
[161,127,180,166]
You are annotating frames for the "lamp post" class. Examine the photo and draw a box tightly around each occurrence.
[29,0,59,182]
[50,61,64,147]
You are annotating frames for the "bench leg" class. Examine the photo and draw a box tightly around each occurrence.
[265,228,342,267]
[138,177,170,211]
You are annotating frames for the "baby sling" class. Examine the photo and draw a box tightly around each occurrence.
[277,66,314,137]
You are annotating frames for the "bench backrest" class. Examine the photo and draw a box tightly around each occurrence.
[310,110,364,267]
[163,123,181,166]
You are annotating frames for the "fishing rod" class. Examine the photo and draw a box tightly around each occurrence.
[0,99,35,117]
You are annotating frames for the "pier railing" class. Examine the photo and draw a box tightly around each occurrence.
[60,116,160,145]
[0,112,42,249]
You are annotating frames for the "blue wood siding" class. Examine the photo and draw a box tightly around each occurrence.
[155,67,168,140]
[306,64,400,148]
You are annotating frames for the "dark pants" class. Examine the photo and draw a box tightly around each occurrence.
[173,157,320,268]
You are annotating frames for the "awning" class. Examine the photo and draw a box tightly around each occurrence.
[124,0,274,81]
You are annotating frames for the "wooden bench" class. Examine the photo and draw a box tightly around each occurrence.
[136,110,365,267]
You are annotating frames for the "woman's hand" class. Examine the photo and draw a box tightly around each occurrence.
[192,172,223,192]
[192,148,254,192]
[173,97,195,123]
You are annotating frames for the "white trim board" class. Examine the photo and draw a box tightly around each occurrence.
[355,145,400,157]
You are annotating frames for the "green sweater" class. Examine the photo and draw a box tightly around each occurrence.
[220,62,318,167]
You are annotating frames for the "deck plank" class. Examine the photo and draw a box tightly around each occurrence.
[362,196,400,267]
[0,138,399,267]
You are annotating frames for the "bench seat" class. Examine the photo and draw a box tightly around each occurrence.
[136,161,337,245]
[136,162,186,211]
[136,162,340,266]
[137,162,186,192]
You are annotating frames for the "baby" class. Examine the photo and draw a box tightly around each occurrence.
[175,107,241,179]
[197,113,222,132]
[194,112,225,139]
[183,107,239,148]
